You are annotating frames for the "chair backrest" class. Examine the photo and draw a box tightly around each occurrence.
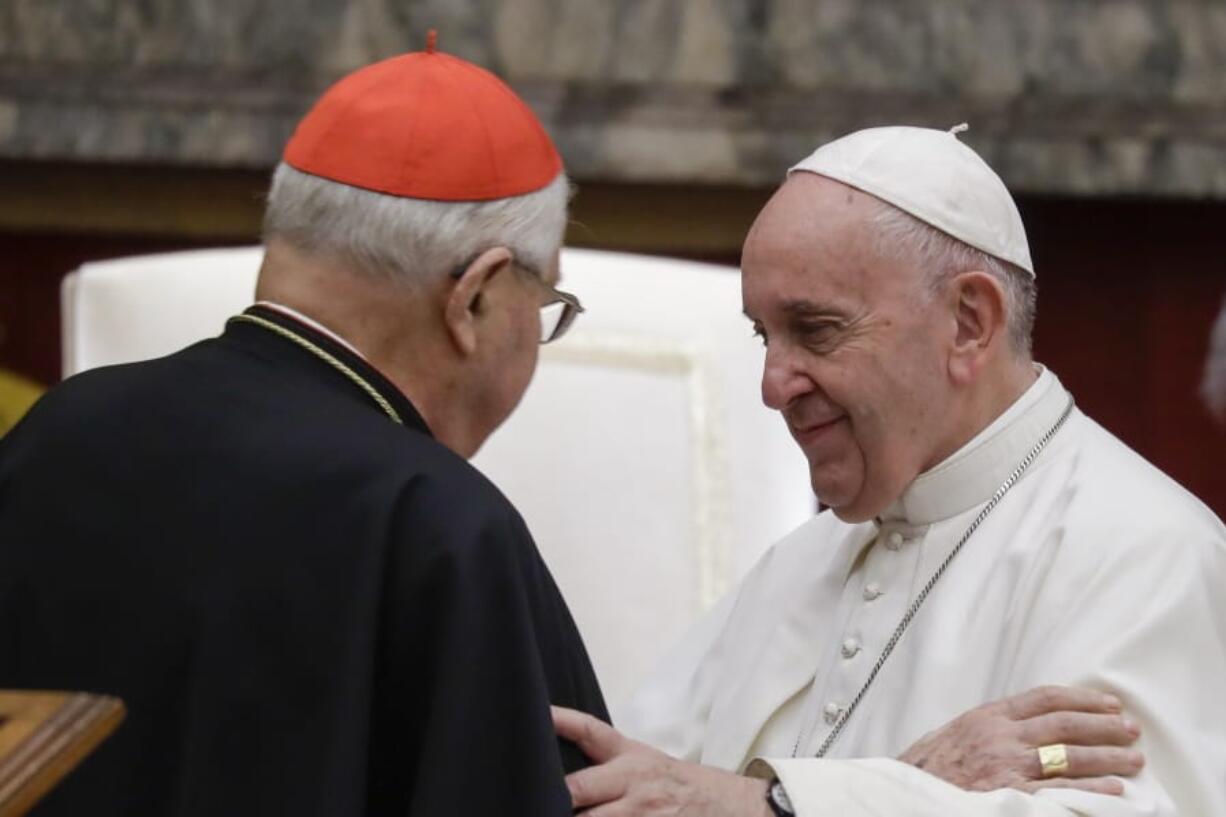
[61,248,262,377]
[61,247,813,712]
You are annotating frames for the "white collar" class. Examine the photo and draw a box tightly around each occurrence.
[254,301,367,360]
[878,365,1071,526]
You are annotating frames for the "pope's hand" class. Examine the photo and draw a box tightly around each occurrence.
[898,685,1144,795]
[553,706,771,816]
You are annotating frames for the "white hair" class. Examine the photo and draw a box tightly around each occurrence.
[1202,297,1226,421]
[262,163,570,286]
[870,202,1037,355]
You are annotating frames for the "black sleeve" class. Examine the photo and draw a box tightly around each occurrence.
[365,473,601,816]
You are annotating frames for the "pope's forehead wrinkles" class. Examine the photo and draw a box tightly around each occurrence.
[782,299,842,317]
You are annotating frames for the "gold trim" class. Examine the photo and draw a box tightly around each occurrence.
[229,314,403,426]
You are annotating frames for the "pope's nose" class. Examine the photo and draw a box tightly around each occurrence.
[761,347,815,411]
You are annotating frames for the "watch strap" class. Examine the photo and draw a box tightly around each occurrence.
[765,778,796,816]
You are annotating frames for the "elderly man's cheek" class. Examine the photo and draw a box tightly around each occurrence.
[807,434,866,508]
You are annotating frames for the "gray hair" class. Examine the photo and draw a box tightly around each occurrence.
[871,202,1037,355]
[262,163,570,286]
[1202,297,1226,421]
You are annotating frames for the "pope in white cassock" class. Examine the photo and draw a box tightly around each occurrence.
[553,126,1226,816]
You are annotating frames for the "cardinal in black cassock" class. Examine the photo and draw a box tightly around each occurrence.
[0,303,607,814]
[0,41,607,816]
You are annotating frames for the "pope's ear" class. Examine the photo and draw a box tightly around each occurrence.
[443,247,514,356]
[947,270,1007,385]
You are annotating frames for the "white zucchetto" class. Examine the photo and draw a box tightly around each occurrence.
[789,125,1034,276]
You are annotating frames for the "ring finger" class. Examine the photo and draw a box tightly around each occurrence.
[1029,745,1145,780]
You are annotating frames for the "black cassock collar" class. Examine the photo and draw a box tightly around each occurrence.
[226,304,432,437]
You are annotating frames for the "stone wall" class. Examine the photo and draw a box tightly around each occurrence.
[2,0,1225,196]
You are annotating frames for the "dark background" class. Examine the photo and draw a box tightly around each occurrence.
[4,159,1224,518]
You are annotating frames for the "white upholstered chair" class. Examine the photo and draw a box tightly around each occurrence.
[61,247,813,713]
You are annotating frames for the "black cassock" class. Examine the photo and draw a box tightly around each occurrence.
[0,305,608,815]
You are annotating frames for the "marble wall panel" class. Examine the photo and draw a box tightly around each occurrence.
[1,0,1224,196]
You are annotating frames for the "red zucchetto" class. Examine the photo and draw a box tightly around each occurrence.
[283,32,561,202]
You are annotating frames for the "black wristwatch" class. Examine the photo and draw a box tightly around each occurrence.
[765,778,795,816]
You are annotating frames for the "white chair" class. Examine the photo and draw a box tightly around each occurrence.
[61,247,813,713]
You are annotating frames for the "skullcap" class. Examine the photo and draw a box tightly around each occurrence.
[284,34,561,201]
[790,125,1033,275]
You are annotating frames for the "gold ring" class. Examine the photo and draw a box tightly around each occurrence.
[1037,743,1070,778]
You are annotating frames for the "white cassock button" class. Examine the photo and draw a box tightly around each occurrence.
[841,638,861,658]
[885,531,904,550]
[863,582,883,601]
[823,702,843,724]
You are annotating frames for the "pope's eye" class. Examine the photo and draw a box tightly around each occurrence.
[797,320,838,340]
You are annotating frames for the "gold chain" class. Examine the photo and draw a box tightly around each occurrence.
[229,313,403,426]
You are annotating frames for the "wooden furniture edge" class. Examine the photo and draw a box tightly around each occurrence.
[0,692,126,817]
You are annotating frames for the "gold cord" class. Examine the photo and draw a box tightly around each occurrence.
[230,313,403,425]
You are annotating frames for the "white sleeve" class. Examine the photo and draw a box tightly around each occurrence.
[619,522,833,760]
[617,585,740,760]
[747,758,1169,817]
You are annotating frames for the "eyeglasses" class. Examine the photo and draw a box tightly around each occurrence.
[451,253,585,344]
[537,286,584,344]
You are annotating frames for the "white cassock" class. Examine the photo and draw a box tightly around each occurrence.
[621,367,1226,816]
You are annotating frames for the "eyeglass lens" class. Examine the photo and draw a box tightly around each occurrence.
[540,301,570,344]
